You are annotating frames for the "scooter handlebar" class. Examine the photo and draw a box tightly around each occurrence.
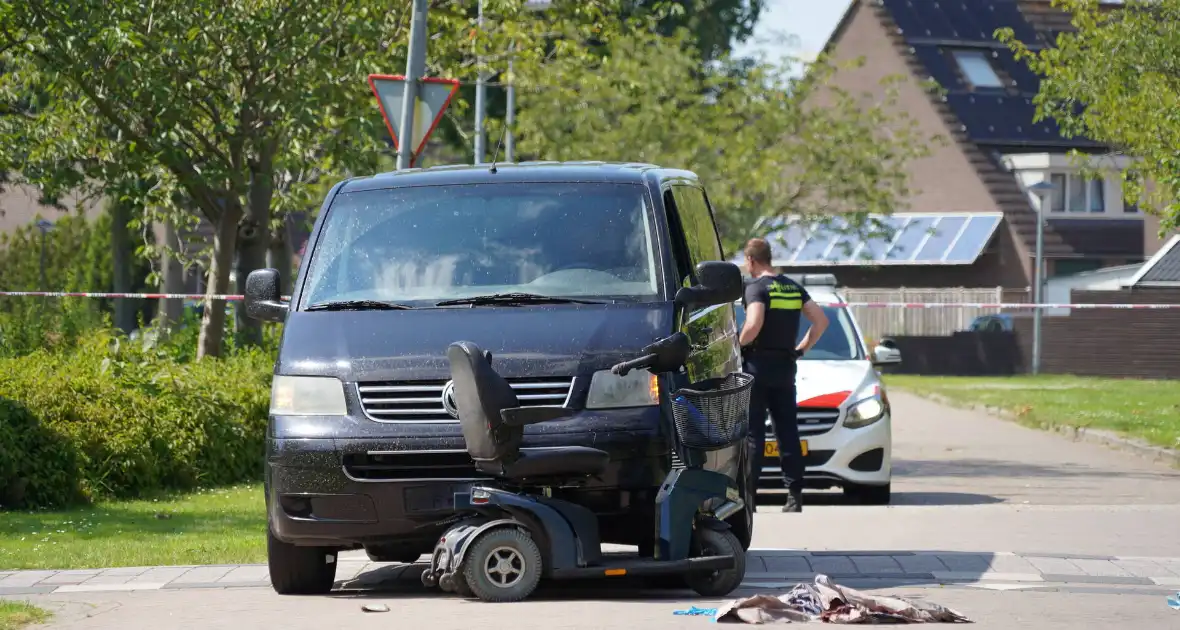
[610,353,657,376]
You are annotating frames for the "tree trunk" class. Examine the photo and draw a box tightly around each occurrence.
[158,219,184,329]
[197,202,243,359]
[233,145,277,346]
[267,218,293,295]
[110,199,138,334]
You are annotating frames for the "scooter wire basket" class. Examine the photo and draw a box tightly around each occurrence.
[670,372,754,451]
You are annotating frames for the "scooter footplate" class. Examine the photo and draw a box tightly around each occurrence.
[548,554,735,580]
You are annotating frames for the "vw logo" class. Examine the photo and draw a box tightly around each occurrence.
[441,380,459,419]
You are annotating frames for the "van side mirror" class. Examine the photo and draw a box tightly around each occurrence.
[674,261,743,309]
[872,338,902,366]
[244,268,288,322]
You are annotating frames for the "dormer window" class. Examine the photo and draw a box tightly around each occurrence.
[951,49,1004,89]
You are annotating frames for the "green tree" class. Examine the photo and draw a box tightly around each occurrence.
[997,0,1180,233]
[511,28,937,253]
[0,0,632,357]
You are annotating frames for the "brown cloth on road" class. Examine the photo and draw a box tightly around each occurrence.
[715,574,971,624]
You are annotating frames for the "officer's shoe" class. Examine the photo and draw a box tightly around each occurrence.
[782,491,803,513]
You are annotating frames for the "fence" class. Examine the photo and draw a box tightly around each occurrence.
[842,287,1031,341]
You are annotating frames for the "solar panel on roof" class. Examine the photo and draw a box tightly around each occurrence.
[944,214,1002,263]
[883,216,935,262]
[916,216,968,260]
[793,217,846,263]
[756,213,1003,266]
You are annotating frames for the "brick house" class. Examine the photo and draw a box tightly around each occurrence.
[759,0,1173,291]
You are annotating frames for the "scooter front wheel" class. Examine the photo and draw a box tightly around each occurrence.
[461,527,543,603]
[685,527,746,598]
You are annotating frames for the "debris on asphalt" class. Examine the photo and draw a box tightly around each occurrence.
[1168,592,1179,610]
[361,604,390,613]
[706,575,971,624]
[673,606,719,617]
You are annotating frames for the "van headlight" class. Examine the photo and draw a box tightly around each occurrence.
[586,369,660,409]
[844,390,887,429]
[270,375,348,416]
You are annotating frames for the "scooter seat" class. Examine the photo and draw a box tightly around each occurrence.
[477,446,610,480]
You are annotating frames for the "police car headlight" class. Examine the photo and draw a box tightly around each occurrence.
[586,369,660,409]
[270,375,348,416]
[844,392,887,429]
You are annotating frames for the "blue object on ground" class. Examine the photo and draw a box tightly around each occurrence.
[1168,592,1179,610]
[673,606,718,617]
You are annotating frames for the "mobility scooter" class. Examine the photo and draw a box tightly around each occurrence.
[420,332,755,602]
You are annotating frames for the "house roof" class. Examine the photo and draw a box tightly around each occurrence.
[880,0,1101,151]
[1128,235,1180,286]
[822,0,1124,261]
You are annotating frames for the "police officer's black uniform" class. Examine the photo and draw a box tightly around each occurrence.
[741,274,810,510]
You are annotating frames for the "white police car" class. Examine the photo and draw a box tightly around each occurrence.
[734,274,901,505]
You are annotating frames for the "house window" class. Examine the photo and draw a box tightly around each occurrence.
[1046,173,1105,214]
[951,50,1004,89]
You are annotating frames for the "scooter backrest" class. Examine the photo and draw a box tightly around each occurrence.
[445,341,523,462]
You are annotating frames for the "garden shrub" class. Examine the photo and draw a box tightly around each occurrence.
[0,329,275,509]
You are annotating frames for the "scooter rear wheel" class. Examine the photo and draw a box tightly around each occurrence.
[685,528,746,598]
[461,527,543,603]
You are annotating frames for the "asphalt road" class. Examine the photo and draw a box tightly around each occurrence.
[9,391,1180,629]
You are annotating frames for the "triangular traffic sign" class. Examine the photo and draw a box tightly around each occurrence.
[368,74,460,167]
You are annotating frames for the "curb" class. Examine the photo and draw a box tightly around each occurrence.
[904,390,1180,469]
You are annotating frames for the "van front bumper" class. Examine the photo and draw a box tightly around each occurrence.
[265,409,670,551]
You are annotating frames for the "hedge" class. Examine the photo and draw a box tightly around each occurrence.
[0,330,274,509]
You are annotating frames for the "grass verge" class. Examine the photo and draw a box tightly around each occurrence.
[886,374,1180,450]
[0,601,50,630]
[0,484,265,570]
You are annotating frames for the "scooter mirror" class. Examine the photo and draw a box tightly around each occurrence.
[640,332,692,373]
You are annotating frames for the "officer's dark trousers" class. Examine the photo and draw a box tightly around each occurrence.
[743,357,804,495]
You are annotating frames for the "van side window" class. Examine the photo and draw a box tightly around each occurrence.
[663,189,695,287]
[672,185,724,267]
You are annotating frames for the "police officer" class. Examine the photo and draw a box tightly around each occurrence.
[739,238,829,513]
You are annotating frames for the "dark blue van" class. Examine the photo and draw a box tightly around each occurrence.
[244,161,750,594]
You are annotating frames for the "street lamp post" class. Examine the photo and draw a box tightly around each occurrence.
[35,219,54,291]
[503,0,552,162]
[1027,180,1056,376]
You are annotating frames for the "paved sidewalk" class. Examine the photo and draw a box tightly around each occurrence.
[3,548,1178,596]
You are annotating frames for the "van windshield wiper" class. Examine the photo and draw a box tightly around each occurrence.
[306,299,413,312]
[435,292,609,307]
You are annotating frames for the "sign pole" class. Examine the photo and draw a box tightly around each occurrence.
[474,0,487,164]
[397,0,430,170]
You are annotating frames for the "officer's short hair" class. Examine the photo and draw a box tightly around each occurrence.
[744,238,772,266]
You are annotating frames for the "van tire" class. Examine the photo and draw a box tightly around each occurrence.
[268,529,338,595]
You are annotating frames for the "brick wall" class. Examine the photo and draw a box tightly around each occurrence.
[1011,287,1180,379]
[885,287,1180,379]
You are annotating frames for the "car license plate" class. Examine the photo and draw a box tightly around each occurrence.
[763,441,807,457]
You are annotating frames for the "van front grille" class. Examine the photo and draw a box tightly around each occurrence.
[356,377,573,422]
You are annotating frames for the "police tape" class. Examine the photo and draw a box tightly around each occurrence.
[0,290,1178,309]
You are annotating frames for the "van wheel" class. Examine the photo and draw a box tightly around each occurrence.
[844,482,891,506]
[685,528,746,598]
[268,529,338,595]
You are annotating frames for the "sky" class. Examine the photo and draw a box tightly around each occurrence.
[731,0,853,63]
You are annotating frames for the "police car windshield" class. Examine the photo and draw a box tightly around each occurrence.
[300,182,661,307]
[734,303,861,360]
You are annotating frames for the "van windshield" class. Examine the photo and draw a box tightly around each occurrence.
[300,182,662,306]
